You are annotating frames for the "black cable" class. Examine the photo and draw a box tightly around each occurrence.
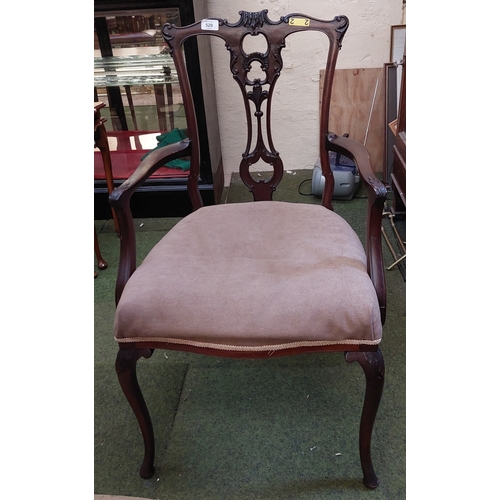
[298,178,314,196]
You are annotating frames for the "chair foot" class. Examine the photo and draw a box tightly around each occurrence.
[363,469,379,490]
[140,463,156,479]
[345,348,385,489]
[115,348,155,478]
[97,259,108,270]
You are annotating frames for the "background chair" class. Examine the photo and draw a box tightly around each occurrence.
[110,10,387,490]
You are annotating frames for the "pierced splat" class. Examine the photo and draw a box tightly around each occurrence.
[162,10,349,201]
[226,28,284,199]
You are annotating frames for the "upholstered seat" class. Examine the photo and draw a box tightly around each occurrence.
[109,10,388,489]
[115,201,381,349]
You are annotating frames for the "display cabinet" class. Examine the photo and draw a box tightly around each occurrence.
[94,0,223,218]
[94,53,178,131]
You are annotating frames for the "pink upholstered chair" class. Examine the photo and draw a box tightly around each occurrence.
[110,10,387,489]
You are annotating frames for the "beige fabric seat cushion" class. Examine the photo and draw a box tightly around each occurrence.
[114,201,382,351]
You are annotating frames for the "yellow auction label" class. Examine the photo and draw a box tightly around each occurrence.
[288,17,310,26]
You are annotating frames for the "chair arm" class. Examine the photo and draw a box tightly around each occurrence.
[326,134,388,324]
[109,139,192,305]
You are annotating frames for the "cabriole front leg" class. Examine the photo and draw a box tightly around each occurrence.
[115,347,155,478]
[345,348,385,489]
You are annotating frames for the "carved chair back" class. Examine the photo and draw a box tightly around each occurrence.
[162,10,349,208]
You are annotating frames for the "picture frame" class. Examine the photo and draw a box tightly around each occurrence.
[390,25,406,62]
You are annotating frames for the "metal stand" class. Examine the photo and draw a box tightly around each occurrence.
[382,204,406,272]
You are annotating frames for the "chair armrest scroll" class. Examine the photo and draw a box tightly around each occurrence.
[109,139,192,305]
[326,134,388,324]
[110,138,192,200]
[326,134,385,193]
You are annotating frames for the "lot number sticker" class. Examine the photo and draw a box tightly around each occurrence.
[201,19,219,30]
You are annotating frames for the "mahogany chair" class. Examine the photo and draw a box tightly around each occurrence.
[110,10,387,490]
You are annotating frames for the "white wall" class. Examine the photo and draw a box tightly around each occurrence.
[202,0,404,184]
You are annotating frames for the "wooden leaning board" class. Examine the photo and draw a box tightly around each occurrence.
[320,68,385,173]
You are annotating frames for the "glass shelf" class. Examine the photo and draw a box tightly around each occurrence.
[94,53,178,87]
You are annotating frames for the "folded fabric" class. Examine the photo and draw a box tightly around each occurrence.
[141,128,190,171]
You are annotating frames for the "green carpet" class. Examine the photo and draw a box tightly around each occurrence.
[95,169,406,499]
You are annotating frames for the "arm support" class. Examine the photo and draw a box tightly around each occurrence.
[109,139,192,305]
[326,134,387,324]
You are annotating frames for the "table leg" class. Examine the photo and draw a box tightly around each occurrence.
[95,114,120,234]
[154,84,167,132]
[94,226,108,278]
